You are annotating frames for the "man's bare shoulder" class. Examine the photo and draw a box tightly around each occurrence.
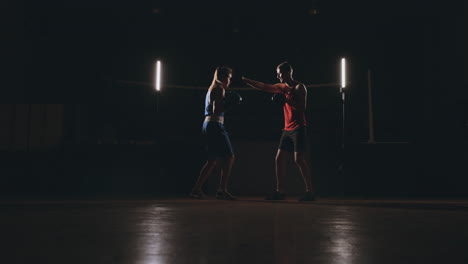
[293,81,306,91]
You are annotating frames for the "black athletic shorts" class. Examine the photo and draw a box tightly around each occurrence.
[278,126,307,152]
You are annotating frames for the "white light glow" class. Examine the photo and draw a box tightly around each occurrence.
[155,60,161,91]
[341,58,346,88]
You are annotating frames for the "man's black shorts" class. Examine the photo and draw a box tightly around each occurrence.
[278,126,307,152]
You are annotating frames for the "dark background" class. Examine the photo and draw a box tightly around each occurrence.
[1,0,467,198]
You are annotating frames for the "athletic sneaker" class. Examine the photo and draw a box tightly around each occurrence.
[265,191,286,200]
[189,189,208,199]
[298,191,316,202]
[216,190,237,200]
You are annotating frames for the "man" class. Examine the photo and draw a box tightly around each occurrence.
[242,62,315,201]
[190,66,236,200]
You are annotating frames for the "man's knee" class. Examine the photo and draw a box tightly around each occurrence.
[275,154,280,163]
[275,152,285,163]
[294,153,307,165]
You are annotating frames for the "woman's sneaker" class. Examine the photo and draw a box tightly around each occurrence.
[189,189,208,199]
[216,190,237,200]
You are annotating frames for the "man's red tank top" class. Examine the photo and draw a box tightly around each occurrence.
[283,87,307,131]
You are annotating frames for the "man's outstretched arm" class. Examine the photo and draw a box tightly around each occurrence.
[242,77,284,93]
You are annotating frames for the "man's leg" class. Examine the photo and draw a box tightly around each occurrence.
[294,151,313,192]
[275,149,288,193]
[295,151,316,201]
[265,149,288,200]
[291,127,315,201]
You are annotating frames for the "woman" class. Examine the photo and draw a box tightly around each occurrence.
[190,66,236,200]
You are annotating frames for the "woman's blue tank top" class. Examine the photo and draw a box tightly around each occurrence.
[204,89,224,117]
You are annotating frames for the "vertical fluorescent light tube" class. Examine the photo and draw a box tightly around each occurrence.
[156,60,161,91]
[341,58,346,88]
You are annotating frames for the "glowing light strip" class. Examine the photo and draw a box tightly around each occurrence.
[156,60,161,91]
[341,58,346,88]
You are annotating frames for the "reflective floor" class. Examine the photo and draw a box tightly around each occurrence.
[2,197,468,264]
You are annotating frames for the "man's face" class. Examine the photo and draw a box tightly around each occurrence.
[276,68,285,82]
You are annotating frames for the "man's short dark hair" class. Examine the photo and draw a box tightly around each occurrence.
[277,61,293,74]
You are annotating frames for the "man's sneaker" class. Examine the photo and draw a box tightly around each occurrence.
[298,191,316,202]
[265,191,286,200]
[216,190,237,200]
[189,189,208,199]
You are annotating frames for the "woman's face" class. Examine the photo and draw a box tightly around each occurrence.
[223,73,233,88]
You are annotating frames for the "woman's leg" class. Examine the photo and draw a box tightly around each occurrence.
[192,159,217,193]
[218,155,235,191]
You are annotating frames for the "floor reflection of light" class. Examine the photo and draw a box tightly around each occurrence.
[136,206,174,264]
[326,207,359,264]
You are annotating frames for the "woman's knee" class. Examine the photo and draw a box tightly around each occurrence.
[206,159,217,168]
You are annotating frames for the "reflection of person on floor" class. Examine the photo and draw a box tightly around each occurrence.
[242,62,315,201]
[190,66,236,200]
